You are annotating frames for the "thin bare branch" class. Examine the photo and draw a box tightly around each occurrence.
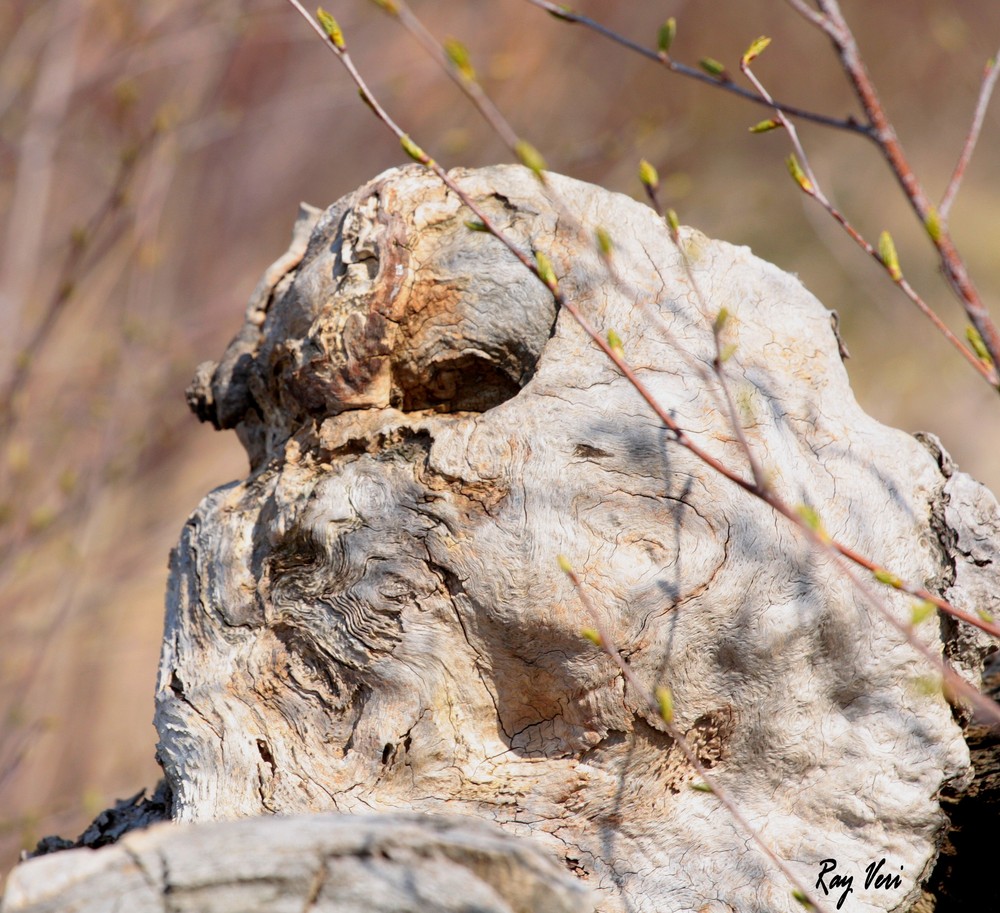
[523,0,873,138]
[740,57,997,385]
[940,51,1000,220]
[289,0,1000,647]
[372,0,520,151]
[795,0,1000,383]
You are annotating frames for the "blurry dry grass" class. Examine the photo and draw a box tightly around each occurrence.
[1,0,998,881]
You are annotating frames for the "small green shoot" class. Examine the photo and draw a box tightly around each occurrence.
[966,325,994,365]
[658,18,677,55]
[595,226,613,259]
[547,4,574,21]
[873,567,903,589]
[515,140,547,177]
[792,889,815,909]
[444,38,476,81]
[910,600,936,626]
[639,158,659,191]
[795,503,829,543]
[749,118,782,134]
[535,250,558,290]
[878,230,902,281]
[699,57,727,78]
[400,134,430,164]
[316,8,345,48]
[924,206,942,242]
[655,686,674,723]
[665,209,680,239]
[742,36,771,67]
[786,154,813,194]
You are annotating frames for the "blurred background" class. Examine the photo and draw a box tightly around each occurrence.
[2,0,999,882]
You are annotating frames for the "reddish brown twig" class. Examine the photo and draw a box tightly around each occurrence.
[940,52,1000,220]
[523,0,872,137]
[530,0,1000,388]
[739,56,996,385]
[290,0,1000,651]
[785,0,1000,382]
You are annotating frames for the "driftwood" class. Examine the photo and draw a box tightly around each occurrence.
[6,165,1000,913]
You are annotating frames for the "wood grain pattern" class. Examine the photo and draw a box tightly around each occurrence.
[9,165,998,913]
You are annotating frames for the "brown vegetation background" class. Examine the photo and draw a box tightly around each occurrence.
[2,0,999,882]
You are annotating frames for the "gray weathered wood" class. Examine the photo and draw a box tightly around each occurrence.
[8,164,998,913]
[161,164,1000,913]
[2,813,593,913]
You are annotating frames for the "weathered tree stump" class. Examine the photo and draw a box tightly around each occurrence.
[7,165,999,913]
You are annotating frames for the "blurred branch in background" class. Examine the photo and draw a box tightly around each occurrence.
[1,0,999,883]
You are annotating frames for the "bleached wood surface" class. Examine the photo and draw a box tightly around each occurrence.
[165,164,1000,913]
[2,813,593,913]
[8,165,998,913]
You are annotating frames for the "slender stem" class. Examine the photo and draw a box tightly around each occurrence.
[940,51,1000,220]
[524,0,873,138]
[288,0,1000,703]
[739,60,995,384]
[379,0,520,152]
[790,0,1000,383]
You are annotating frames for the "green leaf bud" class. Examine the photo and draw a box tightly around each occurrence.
[444,37,476,81]
[316,8,345,48]
[786,154,813,193]
[878,230,902,281]
[638,158,659,190]
[515,139,547,177]
[699,57,726,77]
[658,18,677,55]
[535,250,558,289]
[742,35,771,66]
[749,118,782,133]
